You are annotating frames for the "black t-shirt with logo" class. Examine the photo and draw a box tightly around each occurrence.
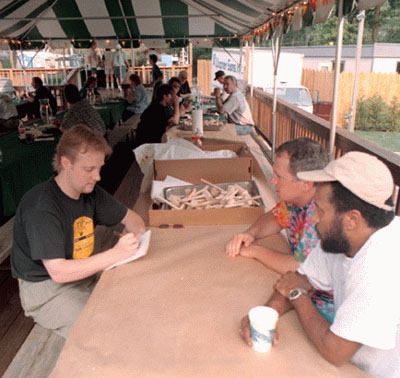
[11,178,127,282]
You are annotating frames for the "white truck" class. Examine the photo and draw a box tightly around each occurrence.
[211,47,313,113]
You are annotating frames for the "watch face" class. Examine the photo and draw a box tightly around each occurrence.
[289,289,300,298]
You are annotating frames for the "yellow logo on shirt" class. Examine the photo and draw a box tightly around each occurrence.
[73,216,94,259]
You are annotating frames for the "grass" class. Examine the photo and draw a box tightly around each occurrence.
[355,131,400,152]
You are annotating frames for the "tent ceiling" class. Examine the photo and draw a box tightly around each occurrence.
[0,0,293,47]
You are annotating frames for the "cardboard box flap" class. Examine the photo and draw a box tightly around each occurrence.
[154,157,252,184]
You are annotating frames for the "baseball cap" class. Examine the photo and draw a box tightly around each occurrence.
[297,151,394,211]
[214,70,225,80]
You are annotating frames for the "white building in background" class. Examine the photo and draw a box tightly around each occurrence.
[281,43,400,74]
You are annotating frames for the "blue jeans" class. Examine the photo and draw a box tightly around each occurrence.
[235,124,253,135]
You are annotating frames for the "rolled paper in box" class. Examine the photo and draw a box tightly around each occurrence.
[249,306,278,353]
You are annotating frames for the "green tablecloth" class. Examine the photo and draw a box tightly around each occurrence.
[93,100,127,130]
[0,131,59,217]
[0,101,126,218]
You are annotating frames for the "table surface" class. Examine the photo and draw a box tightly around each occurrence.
[51,226,367,377]
[51,129,367,377]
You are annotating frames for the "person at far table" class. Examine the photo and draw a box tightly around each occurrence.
[103,48,114,89]
[113,44,130,91]
[226,138,334,322]
[122,73,148,122]
[0,93,19,134]
[214,75,253,135]
[177,70,191,99]
[134,84,179,147]
[11,124,146,338]
[24,76,57,119]
[211,70,228,101]
[239,151,400,377]
[61,84,106,136]
[168,77,189,115]
[148,54,163,102]
[80,76,100,100]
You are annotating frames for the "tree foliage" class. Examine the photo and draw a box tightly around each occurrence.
[282,2,400,46]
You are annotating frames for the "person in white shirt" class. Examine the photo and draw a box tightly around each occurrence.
[113,44,130,91]
[88,41,99,78]
[239,151,400,377]
[214,75,254,135]
[0,93,19,132]
[103,48,114,89]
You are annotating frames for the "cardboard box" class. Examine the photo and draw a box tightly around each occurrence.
[149,141,265,226]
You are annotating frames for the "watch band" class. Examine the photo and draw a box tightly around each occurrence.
[288,288,308,301]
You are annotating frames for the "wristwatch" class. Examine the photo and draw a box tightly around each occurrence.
[288,288,308,301]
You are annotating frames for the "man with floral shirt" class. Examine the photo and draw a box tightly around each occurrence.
[226,138,333,322]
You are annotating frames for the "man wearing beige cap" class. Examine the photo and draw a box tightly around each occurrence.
[239,151,400,377]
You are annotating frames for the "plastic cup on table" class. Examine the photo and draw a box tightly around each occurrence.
[248,306,278,353]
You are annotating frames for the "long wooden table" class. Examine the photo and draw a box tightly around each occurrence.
[51,226,367,377]
[51,128,367,377]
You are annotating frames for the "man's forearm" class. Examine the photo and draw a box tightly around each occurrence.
[266,290,293,317]
[43,248,123,283]
[246,211,282,240]
[121,209,145,235]
[215,96,224,113]
[249,246,300,275]
[291,295,359,365]
[168,105,180,126]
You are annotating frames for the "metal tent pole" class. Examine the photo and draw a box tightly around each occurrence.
[271,26,282,162]
[250,40,255,111]
[20,45,28,93]
[348,10,365,132]
[329,0,345,160]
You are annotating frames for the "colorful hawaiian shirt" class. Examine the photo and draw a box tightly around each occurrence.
[272,200,319,262]
[272,200,335,323]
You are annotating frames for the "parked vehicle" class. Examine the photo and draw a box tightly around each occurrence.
[264,84,313,113]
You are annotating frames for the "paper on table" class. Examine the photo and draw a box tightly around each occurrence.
[104,230,151,271]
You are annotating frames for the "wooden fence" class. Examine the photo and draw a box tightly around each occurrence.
[302,69,400,126]
[197,61,400,127]
[197,59,212,96]
[250,87,400,214]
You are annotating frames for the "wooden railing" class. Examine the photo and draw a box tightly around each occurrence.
[250,87,400,214]
[134,64,192,87]
[0,68,72,87]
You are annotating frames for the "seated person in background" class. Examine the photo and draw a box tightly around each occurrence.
[177,70,191,99]
[226,138,334,322]
[211,70,228,101]
[61,84,106,136]
[25,77,57,119]
[239,152,400,377]
[134,84,179,147]
[168,77,189,115]
[214,75,254,134]
[11,124,146,338]
[0,93,19,133]
[148,54,163,102]
[80,76,100,100]
[122,73,148,122]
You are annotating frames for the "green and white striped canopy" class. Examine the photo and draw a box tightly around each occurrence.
[0,0,386,49]
[0,0,288,48]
